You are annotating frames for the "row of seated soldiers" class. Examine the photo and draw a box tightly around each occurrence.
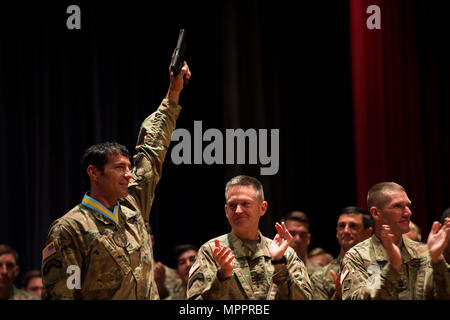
[154,207,449,300]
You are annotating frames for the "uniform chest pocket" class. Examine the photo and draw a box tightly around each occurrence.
[83,236,132,291]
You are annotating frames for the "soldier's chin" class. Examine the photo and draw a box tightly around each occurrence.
[119,190,129,199]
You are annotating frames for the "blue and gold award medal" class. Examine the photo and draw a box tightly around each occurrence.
[113,225,129,248]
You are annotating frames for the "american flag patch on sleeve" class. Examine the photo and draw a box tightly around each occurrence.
[42,241,56,261]
[189,259,200,278]
[340,265,350,285]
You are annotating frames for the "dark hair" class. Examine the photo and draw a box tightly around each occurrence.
[441,207,450,224]
[81,142,130,188]
[174,244,198,261]
[21,270,41,288]
[225,175,265,202]
[0,244,19,262]
[283,211,310,229]
[367,182,406,209]
[339,206,374,229]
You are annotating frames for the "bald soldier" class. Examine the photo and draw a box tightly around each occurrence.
[187,175,313,300]
[41,59,191,299]
[342,182,450,300]
[310,206,373,300]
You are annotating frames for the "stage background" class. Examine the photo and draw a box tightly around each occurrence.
[0,0,449,282]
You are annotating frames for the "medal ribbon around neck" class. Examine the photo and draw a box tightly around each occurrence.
[82,194,119,225]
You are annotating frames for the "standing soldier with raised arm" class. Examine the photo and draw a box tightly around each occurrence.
[41,59,191,299]
[187,175,313,300]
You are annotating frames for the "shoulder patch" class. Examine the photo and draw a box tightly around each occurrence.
[340,264,350,285]
[42,241,57,261]
[189,259,200,278]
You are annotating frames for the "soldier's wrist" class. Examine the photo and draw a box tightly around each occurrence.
[218,269,232,281]
[430,254,444,265]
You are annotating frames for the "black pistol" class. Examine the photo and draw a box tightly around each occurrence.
[170,29,187,80]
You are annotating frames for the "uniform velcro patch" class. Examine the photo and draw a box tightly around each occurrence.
[42,241,57,261]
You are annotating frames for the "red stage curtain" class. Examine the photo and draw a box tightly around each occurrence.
[350,0,428,230]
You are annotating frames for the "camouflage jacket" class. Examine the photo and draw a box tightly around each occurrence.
[187,231,313,300]
[311,254,342,300]
[7,286,39,300]
[161,265,186,300]
[165,273,186,300]
[342,234,450,300]
[41,99,181,300]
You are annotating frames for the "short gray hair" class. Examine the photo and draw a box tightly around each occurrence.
[225,175,264,202]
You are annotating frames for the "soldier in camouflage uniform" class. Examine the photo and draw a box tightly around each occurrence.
[283,211,321,277]
[310,206,373,299]
[187,175,313,300]
[41,61,191,299]
[341,182,450,300]
[0,244,38,300]
[163,244,198,300]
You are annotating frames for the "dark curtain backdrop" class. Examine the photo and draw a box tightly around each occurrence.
[350,0,450,241]
[0,0,448,283]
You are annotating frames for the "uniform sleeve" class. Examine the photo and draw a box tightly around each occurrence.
[431,259,450,299]
[341,249,400,300]
[127,98,182,223]
[41,221,84,300]
[272,250,313,300]
[186,244,232,300]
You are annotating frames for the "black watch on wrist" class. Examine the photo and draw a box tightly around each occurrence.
[271,256,287,265]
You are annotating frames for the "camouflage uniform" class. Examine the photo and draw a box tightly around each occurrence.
[165,273,186,300]
[342,234,450,300]
[305,258,321,278]
[41,99,181,300]
[7,286,38,300]
[310,255,342,300]
[187,231,313,300]
[161,265,186,300]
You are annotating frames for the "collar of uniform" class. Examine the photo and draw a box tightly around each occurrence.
[228,231,270,259]
[81,193,119,225]
[371,234,389,261]
[401,235,422,261]
[371,234,415,263]
[118,200,138,222]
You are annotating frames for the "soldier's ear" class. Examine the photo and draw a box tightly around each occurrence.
[260,201,268,216]
[87,165,99,182]
[370,207,379,220]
